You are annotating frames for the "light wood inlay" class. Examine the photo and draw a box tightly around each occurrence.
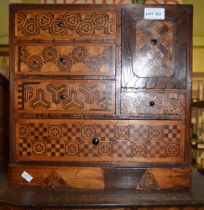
[15,10,116,40]
[15,80,115,114]
[16,44,115,75]
[121,91,186,116]
[16,119,185,163]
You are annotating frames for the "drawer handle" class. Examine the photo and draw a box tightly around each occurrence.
[151,38,158,45]
[60,57,66,65]
[92,138,100,145]
[58,21,64,28]
[60,95,65,100]
[149,101,155,106]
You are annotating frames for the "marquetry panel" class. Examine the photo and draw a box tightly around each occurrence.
[15,80,115,114]
[9,4,192,191]
[16,44,115,75]
[135,20,174,78]
[105,168,191,190]
[9,165,104,189]
[122,8,189,89]
[121,91,186,116]
[16,119,185,163]
[15,10,116,40]
[9,166,191,190]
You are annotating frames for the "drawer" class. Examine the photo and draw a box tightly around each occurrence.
[15,119,185,163]
[16,44,115,75]
[122,7,190,89]
[15,9,116,40]
[15,80,115,114]
[9,165,191,190]
[121,91,186,116]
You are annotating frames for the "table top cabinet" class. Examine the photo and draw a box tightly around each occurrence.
[9,4,192,190]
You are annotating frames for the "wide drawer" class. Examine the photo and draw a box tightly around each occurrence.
[15,119,185,163]
[9,165,191,190]
[15,44,115,75]
[15,9,116,40]
[15,79,115,114]
[121,90,186,116]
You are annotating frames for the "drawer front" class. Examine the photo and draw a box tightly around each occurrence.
[122,7,190,89]
[121,91,186,116]
[16,44,115,75]
[16,119,185,163]
[15,80,115,114]
[9,165,191,190]
[15,10,116,40]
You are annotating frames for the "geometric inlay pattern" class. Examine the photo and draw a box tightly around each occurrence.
[121,91,186,116]
[122,12,188,89]
[42,171,68,188]
[137,171,160,190]
[29,88,51,109]
[16,120,185,162]
[16,10,116,38]
[46,84,67,104]
[32,141,46,155]
[15,80,115,114]
[46,139,65,157]
[18,45,112,73]
[135,20,174,78]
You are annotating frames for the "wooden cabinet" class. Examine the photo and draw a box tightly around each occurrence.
[9,4,192,190]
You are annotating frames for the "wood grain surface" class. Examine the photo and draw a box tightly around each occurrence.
[15,119,185,163]
[9,4,192,190]
[9,165,191,190]
[1,207,203,210]
[16,44,115,75]
[15,9,116,40]
[15,79,115,114]
[122,6,191,89]
[121,90,186,116]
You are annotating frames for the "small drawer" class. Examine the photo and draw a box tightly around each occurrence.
[15,9,116,40]
[121,91,186,116]
[15,44,115,76]
[16,119,185,163]
[15,79,115,114]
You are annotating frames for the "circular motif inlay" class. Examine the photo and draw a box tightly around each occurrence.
[72,47,88,62]
[37,13,54,29]
[27,55,43,71]
[57,55,73,71]
[42,47,57,62]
